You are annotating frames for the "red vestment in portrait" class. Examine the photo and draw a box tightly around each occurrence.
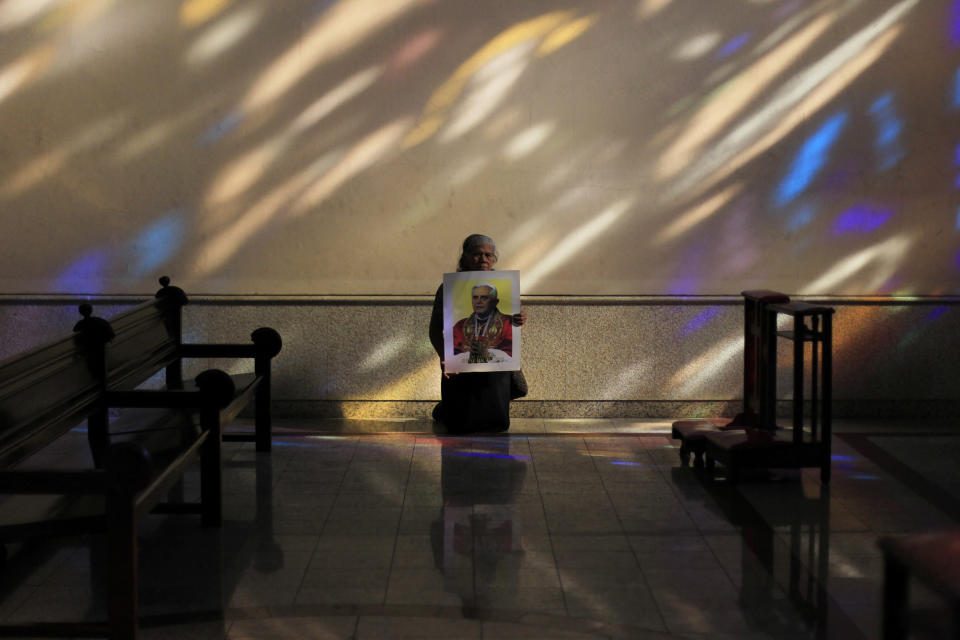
[453,310,512,361]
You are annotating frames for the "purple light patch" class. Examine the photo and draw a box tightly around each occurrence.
[955,246,960,268]
[952,0,960,46]
[833,205,893,235]
[926,306,949,322]
[55,249,108,293]
[773,0,804,21]
[682,307,721,335]
[667,276,699,296]
[717,33,751,58]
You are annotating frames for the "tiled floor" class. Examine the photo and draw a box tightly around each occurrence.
[1,417,959,639]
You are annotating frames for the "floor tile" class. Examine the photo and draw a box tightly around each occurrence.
[3,419,957,639]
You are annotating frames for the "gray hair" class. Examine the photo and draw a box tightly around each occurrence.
[457,234,498,271]
[472,281,498,300]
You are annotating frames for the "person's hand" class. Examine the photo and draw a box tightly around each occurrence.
[511,309,527,327]
[440,361,458,378]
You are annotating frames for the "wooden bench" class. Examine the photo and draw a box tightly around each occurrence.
[87,276,282,459]
[878,529,960,639]
[0,311,236,639]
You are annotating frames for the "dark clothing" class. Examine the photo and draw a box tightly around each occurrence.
[430,285,510,433]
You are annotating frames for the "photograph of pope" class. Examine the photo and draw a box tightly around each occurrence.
[453,281,513,363]
[442,269,520,373]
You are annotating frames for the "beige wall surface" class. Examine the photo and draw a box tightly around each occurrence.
[1,1,958,297]
[3,296,957,418]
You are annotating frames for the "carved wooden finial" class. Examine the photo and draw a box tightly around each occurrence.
[73,304,115,343]
[195,369,236,408]
[155,276,188,305]
[251,327,283,357]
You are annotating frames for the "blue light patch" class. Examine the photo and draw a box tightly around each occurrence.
[55,249,108,293]
[717,33,751,58]
[129,209,185,275]
[954,68,960,108]
[272,439,326,448]
[787,204,815,231]
[831,454,855,462]
[611,460,644,466]
[868,93,903,171]
[833,204,892,235]
[775,112,848,206]
[199,111,243,146]
[445,450,531,461]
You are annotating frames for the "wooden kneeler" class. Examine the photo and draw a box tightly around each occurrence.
[672,290,789,466]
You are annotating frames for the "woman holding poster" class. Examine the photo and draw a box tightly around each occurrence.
[429,234,526,433]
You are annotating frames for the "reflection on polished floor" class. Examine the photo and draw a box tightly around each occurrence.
[1,418,958,639]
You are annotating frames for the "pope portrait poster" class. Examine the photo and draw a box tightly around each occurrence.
[442,270,521,373]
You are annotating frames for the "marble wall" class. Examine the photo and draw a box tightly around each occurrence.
[2,296,957,419]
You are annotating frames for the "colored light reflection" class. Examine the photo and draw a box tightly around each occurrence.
[272,439,326,448]
[717,32,751,58]
[926,305,949,322]
[199,111,243,146]
[682,307,721,335]
[445,450,531,461]
[130,209,185,276]
[952,0,960,46]
[833,204,893,235]
[869,92,903,170]
[776,111,848,206]
[55,250,109,293]
[954,68,960,107]
[787,203,816,231]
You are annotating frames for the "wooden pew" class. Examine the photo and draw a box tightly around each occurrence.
[87,276,282,458]
[0,312,235,639]
[878,529,960,639]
